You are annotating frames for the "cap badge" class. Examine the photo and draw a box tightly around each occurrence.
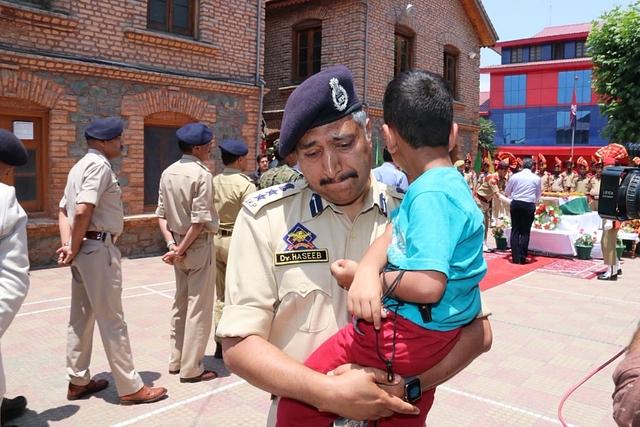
[329,77,348,111]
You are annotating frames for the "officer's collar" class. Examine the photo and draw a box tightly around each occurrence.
[87,148,112,167]
[302,172,389,221]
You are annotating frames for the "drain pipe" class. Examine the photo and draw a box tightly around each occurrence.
[362,0,369,108]
[254,0,265,157]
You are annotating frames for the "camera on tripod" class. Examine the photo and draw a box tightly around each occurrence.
[598,143,640,221]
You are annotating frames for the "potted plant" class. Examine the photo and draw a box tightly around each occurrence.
[575,229,597,260]
[492,219,510,250]
[617,237,626,260]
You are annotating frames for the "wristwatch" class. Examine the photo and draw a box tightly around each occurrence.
[166,240,176,249]
[404,376,422,403]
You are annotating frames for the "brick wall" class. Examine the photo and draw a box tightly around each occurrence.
[264,0,482,159]
[0,0,265,267]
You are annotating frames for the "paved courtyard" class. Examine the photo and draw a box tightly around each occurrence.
[4,250,638,426]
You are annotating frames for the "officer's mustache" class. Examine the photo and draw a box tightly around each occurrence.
[320,171,358,186]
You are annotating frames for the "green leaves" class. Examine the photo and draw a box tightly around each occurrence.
[588,1,640,143]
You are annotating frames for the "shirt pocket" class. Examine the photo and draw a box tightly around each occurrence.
[274,263,333,334]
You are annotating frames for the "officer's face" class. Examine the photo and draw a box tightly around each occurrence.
[296,116,372,207]
[103,135,124,161]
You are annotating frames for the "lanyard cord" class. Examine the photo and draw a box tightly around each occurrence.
[375,269,405,382]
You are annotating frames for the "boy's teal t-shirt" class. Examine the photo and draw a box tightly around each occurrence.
[386,166,486,331]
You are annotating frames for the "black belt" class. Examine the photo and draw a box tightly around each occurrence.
[475,194,490,204]
[85,231,109,241]
[218,229,233,237]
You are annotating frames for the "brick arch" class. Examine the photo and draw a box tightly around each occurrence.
[124,88,213,121]
[0,69,65,109]
[438,32,462,49]
[289,5,330,25]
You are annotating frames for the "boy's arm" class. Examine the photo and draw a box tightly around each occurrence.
[348,224,393,329]
[383,269,446,304]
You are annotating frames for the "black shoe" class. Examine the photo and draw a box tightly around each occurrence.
[618,268,623,276]
[597,273,618,281]
[1,396,27,421]
[214,343,223,360]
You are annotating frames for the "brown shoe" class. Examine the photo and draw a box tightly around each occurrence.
[120,385,167,405]
[67,379,109,400]
[180,370,218,383]
[168,369,180,375]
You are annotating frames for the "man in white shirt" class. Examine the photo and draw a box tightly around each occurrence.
[504,157,542,264]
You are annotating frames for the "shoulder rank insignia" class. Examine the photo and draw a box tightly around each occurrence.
[244,180,307,216]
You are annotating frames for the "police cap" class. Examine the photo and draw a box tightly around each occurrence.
[279,65,362,158]
[219,139,248,156]
[0,129,28,167]
[176,123,213,146]
[85,118,123,141]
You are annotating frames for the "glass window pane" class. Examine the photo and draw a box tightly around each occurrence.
[14,149,36,174]
[173,2,189,28]
[14,176,37,202]
[149,0,166,23]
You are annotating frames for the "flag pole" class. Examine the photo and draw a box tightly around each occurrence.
[570,76,578,161]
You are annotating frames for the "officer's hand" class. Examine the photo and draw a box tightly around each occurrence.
[323,363,418,420]
[348,269,384,329]
[56,246,74,266]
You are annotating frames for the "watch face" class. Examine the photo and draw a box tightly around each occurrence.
[405,378,422,403]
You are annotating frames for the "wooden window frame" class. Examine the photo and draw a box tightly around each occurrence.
[147,0,195,37]
[443,46,459,100]
[292,20,322,83]
[394,27,414,76]
[0,109,49,215]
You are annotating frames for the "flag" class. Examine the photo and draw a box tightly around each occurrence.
[487,152,495,173]
[570,86,577,130]
[473,151,482,174]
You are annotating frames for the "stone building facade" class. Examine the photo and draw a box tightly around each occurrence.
[0,0,264,266]
[262,0,497,160]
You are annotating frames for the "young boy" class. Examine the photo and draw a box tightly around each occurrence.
[276,70,486,427]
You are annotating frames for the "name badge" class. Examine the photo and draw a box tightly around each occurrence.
[274,249,329,266]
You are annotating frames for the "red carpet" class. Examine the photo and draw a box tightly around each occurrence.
[479,250,556,291]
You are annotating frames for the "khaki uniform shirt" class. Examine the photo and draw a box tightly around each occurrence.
[589,176,601,200]
[463,170,476,191]
[59,149,123,235]
[550,174,565,192]
[155,154,219,235]
[540,172,552,192]
[216,176,403,363]
[213,167,256,232]
[573,175,591,194]
[564,171,577,192]
[476,173,500,204]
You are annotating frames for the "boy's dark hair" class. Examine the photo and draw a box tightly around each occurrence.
[383,69,453,149]
[382,148,393,163]
[256,153,268,163]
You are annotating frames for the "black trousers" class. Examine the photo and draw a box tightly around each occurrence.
[510,200,536,263]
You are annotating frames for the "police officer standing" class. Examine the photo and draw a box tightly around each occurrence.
[156,123,219,382]
[212,140,256,358]
[57,118,167,404]
[0,129,30,424]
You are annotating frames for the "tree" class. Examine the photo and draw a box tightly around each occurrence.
[478,117,497,156]
[588,2,640,143]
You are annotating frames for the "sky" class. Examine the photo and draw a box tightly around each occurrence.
[479,0,637,91]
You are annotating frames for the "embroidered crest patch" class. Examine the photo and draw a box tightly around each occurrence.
[275,223,328,265]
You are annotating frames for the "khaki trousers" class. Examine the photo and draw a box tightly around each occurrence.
[475,198,491,242]
[213,234,231,344]
[66,239,143,396]
[170,234,216,379]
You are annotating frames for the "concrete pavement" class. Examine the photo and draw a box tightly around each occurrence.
[3,248,638,426]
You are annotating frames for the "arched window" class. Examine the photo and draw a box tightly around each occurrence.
[443,46,459,99]
[394,27,414,76]
[293,20,322,83]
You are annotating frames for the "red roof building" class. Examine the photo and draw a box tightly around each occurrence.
[480,23,608,162]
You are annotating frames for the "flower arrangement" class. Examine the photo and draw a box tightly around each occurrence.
[491,218,511,239]
[541,191,585,198]
[622,220,640,234]
[575,229,597,247]
[534,202,561,230]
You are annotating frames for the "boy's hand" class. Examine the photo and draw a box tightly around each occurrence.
[331,259,359,290]
[348,267,385,329]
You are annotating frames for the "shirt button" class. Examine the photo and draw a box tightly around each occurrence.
[350,230,357,238]
[299,284,308,294]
